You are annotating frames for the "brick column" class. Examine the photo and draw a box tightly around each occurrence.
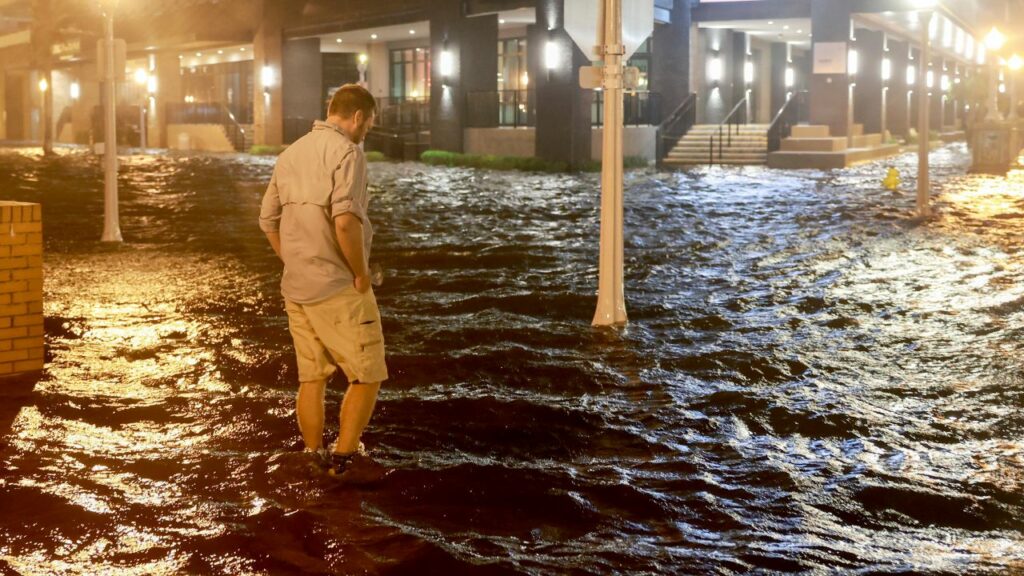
[0,202,43,379]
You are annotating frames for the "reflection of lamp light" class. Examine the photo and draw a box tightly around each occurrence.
[544,41,559,70]
[907,64,916,85]
[709,57,723,83]
[848,49,858,76]
[882,58,891,81]
[784,67,794,88]
[70,81,80,100]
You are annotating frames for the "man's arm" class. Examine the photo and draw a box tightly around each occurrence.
[259,167,284,261]
[265,231,282,260]
[335,213,370,293]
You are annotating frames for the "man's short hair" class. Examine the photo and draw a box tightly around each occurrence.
[328,84,377,119]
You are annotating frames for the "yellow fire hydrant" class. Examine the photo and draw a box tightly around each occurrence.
[883,167,901,191]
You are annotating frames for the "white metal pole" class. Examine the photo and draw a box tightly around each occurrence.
[101,8,122,242]
[592,0,627,327]
[917,10,931,219]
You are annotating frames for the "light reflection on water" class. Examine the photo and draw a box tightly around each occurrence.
[0,144,1020,574]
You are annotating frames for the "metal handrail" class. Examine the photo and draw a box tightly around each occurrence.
[655,92,697,165]
[767,90,808,153]
[709,96,748,166]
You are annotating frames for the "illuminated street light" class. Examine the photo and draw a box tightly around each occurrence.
[985,27,1006,52]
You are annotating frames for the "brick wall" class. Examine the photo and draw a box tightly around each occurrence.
[0,202,43,378]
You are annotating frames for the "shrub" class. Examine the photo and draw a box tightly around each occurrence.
[419,150,646,173]
[248,144,288,155]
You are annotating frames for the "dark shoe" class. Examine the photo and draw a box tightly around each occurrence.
[328,452,392,485]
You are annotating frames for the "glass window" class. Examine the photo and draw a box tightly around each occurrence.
[390,47,430,100]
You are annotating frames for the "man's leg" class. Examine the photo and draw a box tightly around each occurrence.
[333,381,381,455]
[296,379,327,451]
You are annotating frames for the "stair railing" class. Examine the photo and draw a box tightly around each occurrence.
[709,96,748,166]
[655,92,697,166]
[767,90,808,153]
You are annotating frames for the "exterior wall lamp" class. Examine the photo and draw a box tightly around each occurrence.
[708,57,723,85]
[440,38,454,84]
[544,40,559,71]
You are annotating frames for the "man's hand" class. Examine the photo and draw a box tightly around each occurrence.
[354,274,372,294]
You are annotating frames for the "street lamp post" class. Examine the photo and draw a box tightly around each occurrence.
[917,9,933,218]
[1008,54,1022,121]
[984,27,1006,121]
[101,2,122,242]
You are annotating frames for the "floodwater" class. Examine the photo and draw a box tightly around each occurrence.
[0,144,1021,575]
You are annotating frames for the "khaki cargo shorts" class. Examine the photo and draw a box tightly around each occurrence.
[285,286,388,384]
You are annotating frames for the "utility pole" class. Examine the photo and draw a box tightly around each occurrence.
[101,4,122,242]
[592,0,627,327]
[917,9,932,219]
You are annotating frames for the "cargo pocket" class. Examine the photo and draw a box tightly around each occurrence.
[355,293,387,382]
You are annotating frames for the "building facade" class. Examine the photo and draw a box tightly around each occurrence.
[0,0,1020,166]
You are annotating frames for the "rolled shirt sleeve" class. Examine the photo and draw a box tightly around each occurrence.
[330,148,368,223]
[259,167,283,233]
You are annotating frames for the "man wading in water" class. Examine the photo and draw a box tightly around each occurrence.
[259,84,388,483]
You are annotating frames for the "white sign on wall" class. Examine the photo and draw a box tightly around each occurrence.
[813,42,847,75]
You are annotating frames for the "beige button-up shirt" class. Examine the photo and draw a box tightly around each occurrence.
[259,121,373,304]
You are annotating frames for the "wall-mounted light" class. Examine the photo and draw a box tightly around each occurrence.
[784,67,794,88]
[848,49,859,76]
[440,45,454,81]
[544,40,559,70]
[38,77,48,93]
[261,65,274,90]
[70,81,80,100]
[882,58,892,81]
[709,57,723,84]
[907,64,917,85]
[744,61,754,84]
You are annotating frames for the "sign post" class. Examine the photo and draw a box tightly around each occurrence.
[565,0,652,327]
